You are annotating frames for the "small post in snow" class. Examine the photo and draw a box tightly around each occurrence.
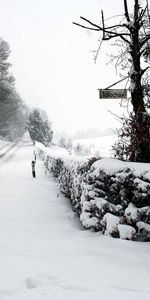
[31,160,36,178]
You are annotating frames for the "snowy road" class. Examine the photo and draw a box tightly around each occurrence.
[0,141,21,162]
[0,142,150,300]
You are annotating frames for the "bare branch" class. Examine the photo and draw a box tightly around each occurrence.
[141,66,150,76]
[134,0,139,21]
[107,110,124,123]
[73,16,131,44]
[80,16,102,30]
[138,6,147,22]
[101,23,129,31]
[124,0,130,22]
[146,0,150,24]
[140,34,150,47]
[101,10,105,39]
[93,39,103,64]
[72,22,100,31]
[103,33,130,44]
[119,35,130,43]
[81,16,130,34]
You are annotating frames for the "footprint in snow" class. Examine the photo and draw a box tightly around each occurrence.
[0,289,14,295]
[22,274,93,292]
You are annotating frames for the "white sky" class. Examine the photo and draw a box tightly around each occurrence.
[0,0,134,134]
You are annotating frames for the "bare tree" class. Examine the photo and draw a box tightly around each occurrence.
[73,0,150,162]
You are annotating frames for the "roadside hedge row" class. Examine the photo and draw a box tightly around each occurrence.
[37,147,150,241]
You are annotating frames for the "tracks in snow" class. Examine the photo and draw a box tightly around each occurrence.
[0,141,21,163]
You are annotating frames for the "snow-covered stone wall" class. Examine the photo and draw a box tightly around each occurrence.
[37,144,150,241]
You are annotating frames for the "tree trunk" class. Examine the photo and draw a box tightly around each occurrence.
[129,1,150,162]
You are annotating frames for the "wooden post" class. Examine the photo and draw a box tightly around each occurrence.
[31,160,36,178]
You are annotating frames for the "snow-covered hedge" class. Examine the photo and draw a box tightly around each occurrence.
[80,161,150,241]
[37,144,150,241]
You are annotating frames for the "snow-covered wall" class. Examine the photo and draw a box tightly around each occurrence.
[37,143,150,241]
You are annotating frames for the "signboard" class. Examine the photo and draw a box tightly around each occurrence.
[98,89,127,99]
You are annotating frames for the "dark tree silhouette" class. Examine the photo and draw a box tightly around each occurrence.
[73,0,150,162]
[27,108,53,146]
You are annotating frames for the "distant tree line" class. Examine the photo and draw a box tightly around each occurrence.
[0,38,28,140]
[0,37,53,146]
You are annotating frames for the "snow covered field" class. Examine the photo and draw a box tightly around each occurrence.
[73,134,117,157]
[0,140,150,300]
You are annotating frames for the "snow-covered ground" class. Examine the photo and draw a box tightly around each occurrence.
[0,140,150,300]
[73,134,117,157]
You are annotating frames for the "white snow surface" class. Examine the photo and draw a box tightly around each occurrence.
[73,135,117,157]
[102,213,120,236]
[118,224,136,240]
[92,157,150,177]
[0,140,150,299]
[36,142,87,169]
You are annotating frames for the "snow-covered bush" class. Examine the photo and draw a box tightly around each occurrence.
[80,159,150,240]
[118,224,136,240]
[51,158,64,178]
[37,144,150,241]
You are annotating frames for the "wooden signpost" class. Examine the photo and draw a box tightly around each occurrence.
[98,88,127,99]
[98,76,128,99]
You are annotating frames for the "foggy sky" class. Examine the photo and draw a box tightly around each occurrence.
[0,0,136,134]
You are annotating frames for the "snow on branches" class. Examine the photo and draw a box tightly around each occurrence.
[37,143,150,241]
